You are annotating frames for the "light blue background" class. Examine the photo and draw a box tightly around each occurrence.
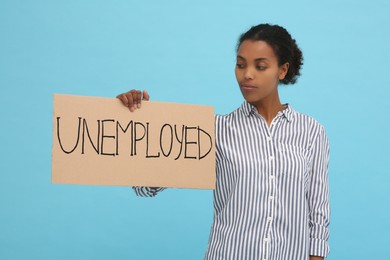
[1,0,389,259]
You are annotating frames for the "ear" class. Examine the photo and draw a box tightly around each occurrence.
[279,62,289,80]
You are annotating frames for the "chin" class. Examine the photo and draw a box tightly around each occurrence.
[242,94,261,104]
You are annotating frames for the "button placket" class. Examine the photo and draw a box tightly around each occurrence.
[263,122,277,260]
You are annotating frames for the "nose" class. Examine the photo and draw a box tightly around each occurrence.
[244,67,254,80]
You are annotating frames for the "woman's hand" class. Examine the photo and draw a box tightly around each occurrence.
[116,89,150,112]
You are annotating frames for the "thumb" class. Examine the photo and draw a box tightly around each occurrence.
[142,90,150,101]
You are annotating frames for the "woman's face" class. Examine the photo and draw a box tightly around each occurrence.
[235,40,289,106]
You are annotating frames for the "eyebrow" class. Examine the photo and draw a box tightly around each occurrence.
[237,55,269,62]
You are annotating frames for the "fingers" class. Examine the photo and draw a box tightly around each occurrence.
[116,93,129,107]
[116,89,150,112]
[135,90,142,109]
[143,90,150,101]
[127,90,137,111]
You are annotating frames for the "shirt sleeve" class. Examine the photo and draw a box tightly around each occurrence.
[132,186,166,197]
[307,126,330,257]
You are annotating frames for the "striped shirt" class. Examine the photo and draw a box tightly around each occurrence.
[134,101,330,260]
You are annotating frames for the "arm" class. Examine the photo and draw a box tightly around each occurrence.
[307,126,330,258]
[117,90,165,198]
[310,256,324,260]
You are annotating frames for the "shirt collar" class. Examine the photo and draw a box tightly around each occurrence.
[281,104,294,122]
[240,101,295,122]
[241,101,255,117]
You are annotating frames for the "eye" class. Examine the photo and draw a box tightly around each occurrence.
[256,65,267,70]
[236,63,245,69]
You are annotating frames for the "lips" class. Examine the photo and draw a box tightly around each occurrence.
[240,83,257,90]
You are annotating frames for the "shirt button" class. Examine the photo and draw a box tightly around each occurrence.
[269,196,274,200]
[267,217,273,221]
[267,137,272,142]
[270,175,275,180]
[264,237,270,242]
[269,156,274,160]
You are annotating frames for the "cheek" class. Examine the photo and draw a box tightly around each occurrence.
[254,72,279,90]
[264,70,280,83]
[234,68,241,81]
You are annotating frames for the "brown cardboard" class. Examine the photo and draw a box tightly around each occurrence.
[52,94,216,189]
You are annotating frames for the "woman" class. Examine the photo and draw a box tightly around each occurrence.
[117,24,330,260]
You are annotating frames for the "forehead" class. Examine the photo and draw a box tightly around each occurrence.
[237,40,277,60]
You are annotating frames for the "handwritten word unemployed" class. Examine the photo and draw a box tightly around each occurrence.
[56,117,213,160]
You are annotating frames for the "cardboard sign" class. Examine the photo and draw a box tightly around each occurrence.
[52,94,216,189]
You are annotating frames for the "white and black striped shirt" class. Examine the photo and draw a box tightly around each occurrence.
[134,101,330,260]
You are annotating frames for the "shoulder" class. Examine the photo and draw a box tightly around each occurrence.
[215,108,240,126]
[289,106,326,132]
[290,107,329,146]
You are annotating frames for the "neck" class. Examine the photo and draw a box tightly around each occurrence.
[252,93,283,126]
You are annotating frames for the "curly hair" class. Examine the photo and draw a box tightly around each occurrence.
[237,24,303,85]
